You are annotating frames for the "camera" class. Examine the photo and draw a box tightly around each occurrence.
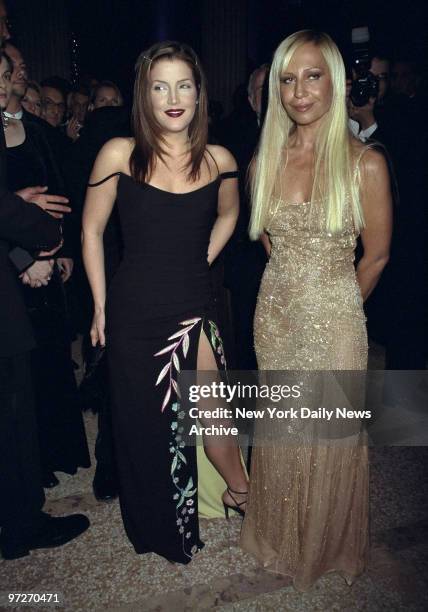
[349,26,379,106]
[350,71,379,106]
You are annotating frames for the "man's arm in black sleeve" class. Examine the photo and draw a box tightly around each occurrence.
[0,186,61,251]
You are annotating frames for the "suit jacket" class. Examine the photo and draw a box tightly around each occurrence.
[20,110,74,258]
[0,122,61,357]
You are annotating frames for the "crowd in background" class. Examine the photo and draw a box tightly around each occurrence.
[1,36,128,495]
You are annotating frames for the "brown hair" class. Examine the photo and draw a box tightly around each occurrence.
[130,40,208,183]
[0,50,13,73]
[26,80,42,95]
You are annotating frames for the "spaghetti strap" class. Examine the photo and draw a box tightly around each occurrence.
[88,172,122,187]
[205,150,238,181]
[220,170,238,180]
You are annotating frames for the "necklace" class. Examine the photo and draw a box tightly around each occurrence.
[1,111,9,129]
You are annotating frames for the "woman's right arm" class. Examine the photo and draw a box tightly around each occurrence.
[81,138,128,346]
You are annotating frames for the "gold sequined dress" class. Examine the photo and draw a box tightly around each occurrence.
[240,195,369,590]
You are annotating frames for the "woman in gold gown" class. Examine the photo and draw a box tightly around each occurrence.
[240,30,392,590]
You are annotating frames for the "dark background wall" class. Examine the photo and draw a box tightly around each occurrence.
[8,0,70,82]
[6,0,427,112]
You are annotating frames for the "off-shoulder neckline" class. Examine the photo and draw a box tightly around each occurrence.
[119,171,221,195]
[88,170,239,195]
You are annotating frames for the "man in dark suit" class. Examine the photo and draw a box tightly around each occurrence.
[221,65,269,370]
[4,40,75,281]
[0,0,89,560]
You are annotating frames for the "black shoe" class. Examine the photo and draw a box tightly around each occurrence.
[222,487,248,519]
[0,512,90,560]
[93,464,118,501]
[42,470,59,488]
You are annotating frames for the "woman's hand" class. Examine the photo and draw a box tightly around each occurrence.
[90,309,106,347]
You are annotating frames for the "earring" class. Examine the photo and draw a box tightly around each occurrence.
[195,100,199,105]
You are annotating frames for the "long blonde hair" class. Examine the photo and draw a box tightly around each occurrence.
[249,30,364,239]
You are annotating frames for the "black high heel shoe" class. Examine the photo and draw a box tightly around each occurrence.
[223,487,248,519]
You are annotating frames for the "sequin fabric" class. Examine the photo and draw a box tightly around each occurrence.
[254,197,367,370]
[240,197,369,591]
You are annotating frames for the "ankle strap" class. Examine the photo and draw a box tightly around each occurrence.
[227,487,248,495]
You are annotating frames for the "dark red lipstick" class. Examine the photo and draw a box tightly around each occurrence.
[165,109,185,117]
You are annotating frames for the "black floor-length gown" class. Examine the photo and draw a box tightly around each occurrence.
[89,167,237,564]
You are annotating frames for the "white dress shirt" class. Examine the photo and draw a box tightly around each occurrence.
[349,117,378,142]
[4,109,23,120]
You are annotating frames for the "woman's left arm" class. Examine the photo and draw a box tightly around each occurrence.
[207,147,239,265]
[357,148,393,301]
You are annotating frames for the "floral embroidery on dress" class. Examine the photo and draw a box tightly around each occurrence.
[208,320,226,367]
[169,401,199,559]
[154,317,226,560]
[155,317,202,559]
[154,317,202,412]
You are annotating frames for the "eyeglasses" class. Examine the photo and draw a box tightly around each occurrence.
[42,98,66,112]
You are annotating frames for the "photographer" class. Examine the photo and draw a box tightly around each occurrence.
[348,52,392,144]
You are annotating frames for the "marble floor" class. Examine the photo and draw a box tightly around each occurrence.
[1,344,427,611]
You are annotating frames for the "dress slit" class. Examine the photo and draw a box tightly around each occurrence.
[109,311,227,563]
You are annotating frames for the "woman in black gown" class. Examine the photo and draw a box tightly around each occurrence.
[82,41,248,563]
[1,51,90,484]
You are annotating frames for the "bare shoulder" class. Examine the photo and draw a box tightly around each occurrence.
[358,145,392,216]
[91,137,134,180]
[98,137,134,163]
[359,146,389,179]
[206,144,238,174]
